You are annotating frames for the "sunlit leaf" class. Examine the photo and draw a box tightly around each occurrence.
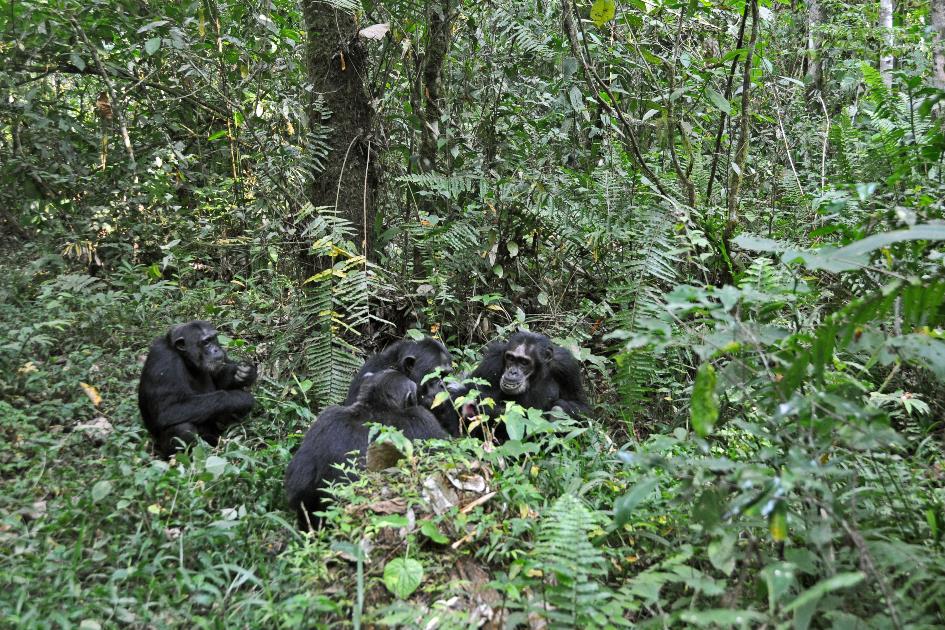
[590,0,616,26]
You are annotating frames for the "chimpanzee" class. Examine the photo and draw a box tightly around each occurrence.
[285,369,449,530]
[469,331,588,439]
[138,321,257,457]
[344,337,461,436]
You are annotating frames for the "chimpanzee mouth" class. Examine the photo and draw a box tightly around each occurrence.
[500,377,526,395]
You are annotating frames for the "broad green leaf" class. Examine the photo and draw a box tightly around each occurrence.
[503,406,525,441]
[537,291,549,306]
[568,85,584,112]
[383,557,423,599]
[761,561,796,610]
[783,572,865,613]
[735,225,945,273]
[614,477,658,526]
[70,53,86,71]
[641,108,660,122]
[507,241,519,257]
[145,37,161,55]
[705,87,731,114]
[137,20,169,34]
[205,455,227,478]
[91,480,112,503]
[430,390,450,409]
[420,521,448,544]
[690,362,719,437]
[884,335,945,381]
[590,0,616,26]
[707,533,736,575]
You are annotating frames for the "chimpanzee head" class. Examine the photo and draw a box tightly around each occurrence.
[357,369,419,412]
[168,321,227,373]
[398,338,453,407]
[500,331,554,396]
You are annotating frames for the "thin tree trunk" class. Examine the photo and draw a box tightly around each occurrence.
[805,0,823,100]
[932,0,945,89]
[879,0,894,88]
[417,1,455,173]
[302,2,376,258]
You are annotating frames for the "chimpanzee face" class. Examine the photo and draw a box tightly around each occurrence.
[500,337,553,396]
[358,370,419,411]
[170,321,227,373]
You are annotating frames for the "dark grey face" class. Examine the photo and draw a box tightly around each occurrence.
[171,321,226,372]
[500,344,534,395]
[359,369,419,411]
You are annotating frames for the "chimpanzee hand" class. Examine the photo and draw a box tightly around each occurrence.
[234,363,257,387]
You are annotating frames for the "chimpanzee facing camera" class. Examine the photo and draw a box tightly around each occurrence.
[285,369,449,531]
[344,337,460,436]
[469,330,588,440]
[138,321,257,457]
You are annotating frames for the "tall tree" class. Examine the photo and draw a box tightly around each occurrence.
[932,0,945,89]
[301,2,376,257]
[879,0,895,87]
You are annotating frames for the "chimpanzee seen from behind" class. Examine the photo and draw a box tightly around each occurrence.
[138,321,257,457]
[286,369,449,530]
[344,337,461,436]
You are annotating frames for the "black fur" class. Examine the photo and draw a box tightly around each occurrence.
[286,369,449,530]
[469,331,588,439]
[138,321,256,457]
[344,337,460,436]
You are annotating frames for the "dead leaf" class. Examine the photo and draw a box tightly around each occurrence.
[79,382,102,407]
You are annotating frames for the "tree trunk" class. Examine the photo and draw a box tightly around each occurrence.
[805,0,823,99]
[932,0,945,89]
[879,0,894,88]
[301,2,376,257]
[416,1,455,173]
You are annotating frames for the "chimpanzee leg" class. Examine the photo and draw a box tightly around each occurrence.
[159,422,200,456]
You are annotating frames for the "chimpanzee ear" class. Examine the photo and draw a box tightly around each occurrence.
[541,346,554,362]
[169,326,188,352]
[401,354,417,374]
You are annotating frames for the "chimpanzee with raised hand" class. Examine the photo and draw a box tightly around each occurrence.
[286,369,449,530]
[468,330,588,440]
[344,337,462,436]
[138,321,257,457]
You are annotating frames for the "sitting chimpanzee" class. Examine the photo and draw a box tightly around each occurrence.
[285,369,449,530]
[344,337,462,436]
[138,321,257,457]
[468,331,588,439]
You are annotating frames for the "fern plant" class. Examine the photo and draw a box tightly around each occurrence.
[530,494,626,628]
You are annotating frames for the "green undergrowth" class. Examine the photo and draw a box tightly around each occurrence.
[3,243,945,629]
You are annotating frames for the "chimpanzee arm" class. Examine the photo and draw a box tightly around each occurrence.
[213,361,257,389]
[550,346,589,416]
[156,390,254,429]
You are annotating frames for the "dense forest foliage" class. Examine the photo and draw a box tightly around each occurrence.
[3,0,945,627]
